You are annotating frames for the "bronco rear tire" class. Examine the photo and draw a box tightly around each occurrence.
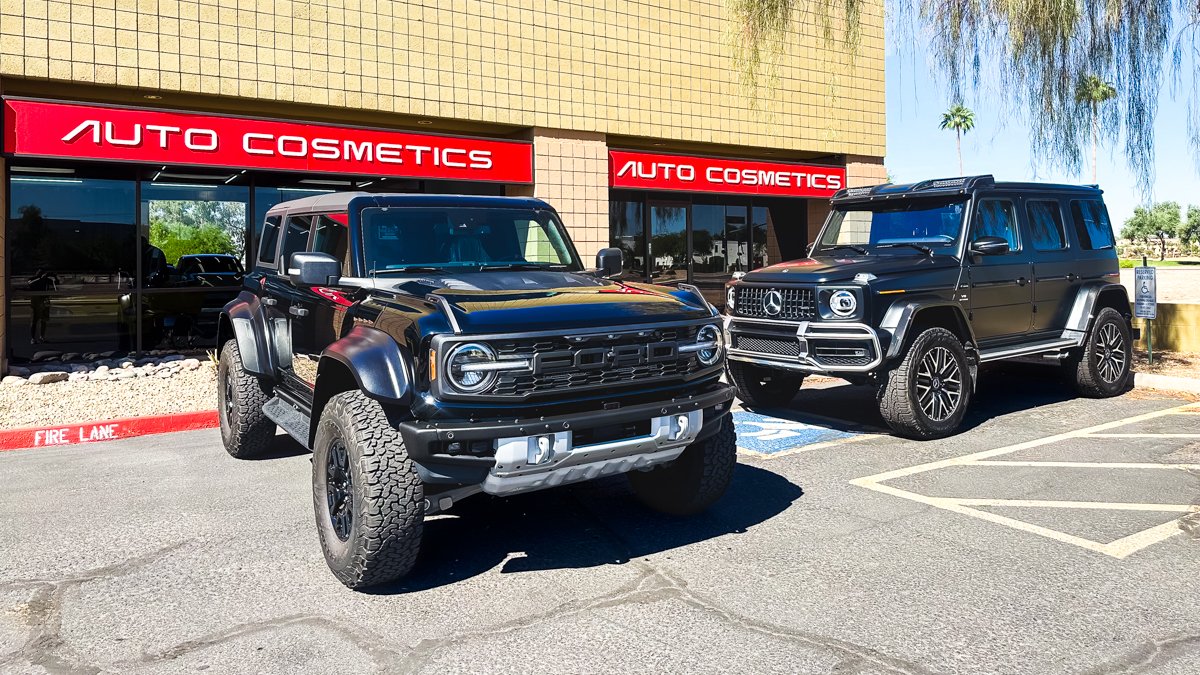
[628,416,736,516]
[728,360,805,408]
[312,390,424,589]
[217,339,275,459]
[877,327,972,440]
[1068,307,1132,398]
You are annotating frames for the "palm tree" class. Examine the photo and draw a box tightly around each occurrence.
[1075,75,1117,184]
[939,104,976,175]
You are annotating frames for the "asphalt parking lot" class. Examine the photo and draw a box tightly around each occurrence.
[2,366,1198,674]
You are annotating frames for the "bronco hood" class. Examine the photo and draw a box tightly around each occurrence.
[741,254,959,284]
[382,271,714,333]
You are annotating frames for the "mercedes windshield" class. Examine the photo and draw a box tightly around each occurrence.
[815,198,968,256]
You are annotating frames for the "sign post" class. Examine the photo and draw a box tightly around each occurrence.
[1134,257,1157,365]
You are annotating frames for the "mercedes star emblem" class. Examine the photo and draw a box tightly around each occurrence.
[763,289,783,316]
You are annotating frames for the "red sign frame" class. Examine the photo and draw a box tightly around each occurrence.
[609,149,844,198]
[2,99,533,183]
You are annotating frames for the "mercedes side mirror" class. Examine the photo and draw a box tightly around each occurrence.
[970,236,1010,256]
[596,247,623,278]
[288,252,341,286]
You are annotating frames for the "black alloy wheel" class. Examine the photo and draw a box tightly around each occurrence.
[325,440,354,541]
[915,345,964,423]
[1068,307,1132,397]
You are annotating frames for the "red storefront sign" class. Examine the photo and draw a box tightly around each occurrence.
[2,99,533,183]
[609,150,844,198]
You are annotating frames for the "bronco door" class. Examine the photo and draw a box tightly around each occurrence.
[966,197,1033,342]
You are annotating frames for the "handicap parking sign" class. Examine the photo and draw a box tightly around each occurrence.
[733,411,856,455]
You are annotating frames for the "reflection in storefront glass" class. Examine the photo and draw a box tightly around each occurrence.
[608,199,645,280]
[751,206,769,269]
[6,294,131,362]
[650,204,687,285]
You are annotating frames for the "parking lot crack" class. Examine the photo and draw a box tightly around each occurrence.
[1082,632,1200,674]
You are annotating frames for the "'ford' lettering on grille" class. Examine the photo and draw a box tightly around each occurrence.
[531,342,680,375]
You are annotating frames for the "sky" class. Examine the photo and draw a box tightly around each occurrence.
[884,44,1198,228]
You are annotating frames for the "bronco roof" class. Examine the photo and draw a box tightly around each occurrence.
[831,175,1103,205]
[265,192,554,214]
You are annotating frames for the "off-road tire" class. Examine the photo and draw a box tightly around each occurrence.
[877,327,972,440]
[628,416,736,516]
[312,390,424,589]
[1068,307,1132,398]
[728,360,805,408]
[217,339,275,459]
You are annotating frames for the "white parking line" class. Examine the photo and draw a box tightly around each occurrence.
[850,401,1200,559]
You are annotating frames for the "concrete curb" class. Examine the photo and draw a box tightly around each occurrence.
[0,411,219,452]
[1134,372,1200,395]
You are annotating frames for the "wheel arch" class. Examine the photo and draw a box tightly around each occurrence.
[880,299,975,361]
[1062,282,1133,343]
[219,292,275,376]
[309,326,414,448]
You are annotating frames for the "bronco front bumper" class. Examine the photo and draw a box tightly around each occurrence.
[725,316,883,374]
[398,383,734,489]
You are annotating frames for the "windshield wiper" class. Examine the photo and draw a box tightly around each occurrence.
[876,242,933,256]
[479,263,571,271]
[821,244,868,255]
[371,266,448,275]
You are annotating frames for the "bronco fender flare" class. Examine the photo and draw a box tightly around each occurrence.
[217,292,276,377]
[879,297,976,361]
[310,326,414,445]
[1061,282,1132,343]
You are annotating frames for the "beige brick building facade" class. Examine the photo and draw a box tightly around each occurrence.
[0,0,885,373]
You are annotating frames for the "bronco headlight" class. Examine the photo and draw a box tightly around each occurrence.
[447,342,498,392]
[695,324,723,366]
[829,289,858,318]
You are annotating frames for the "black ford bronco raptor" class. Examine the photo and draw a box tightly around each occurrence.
[725,175,1134,439]
[217,193,735,588]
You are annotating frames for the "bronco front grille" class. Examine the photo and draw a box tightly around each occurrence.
[735,286,816,321]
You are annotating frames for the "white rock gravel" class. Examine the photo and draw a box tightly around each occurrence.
[0,364,218,430]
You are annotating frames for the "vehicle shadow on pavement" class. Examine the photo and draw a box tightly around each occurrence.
[747,364,1090,437]
[364,464,803,595]
[246,434,311,460]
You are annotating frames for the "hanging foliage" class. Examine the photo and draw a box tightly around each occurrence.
[727,0,1200,192]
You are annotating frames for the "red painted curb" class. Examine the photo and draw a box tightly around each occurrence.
[0,411,219,452]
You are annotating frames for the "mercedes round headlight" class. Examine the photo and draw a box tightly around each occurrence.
[726,286,736,312]
[447,342,498,392]
[696,324,723,366]
[829,290,858,318]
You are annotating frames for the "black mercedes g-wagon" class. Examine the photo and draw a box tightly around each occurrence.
[725,175,1134,439]
[218,193,735,588]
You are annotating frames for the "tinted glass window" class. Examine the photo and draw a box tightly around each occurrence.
[258,216,282,265]
[818,199,965,254]
[971,200,1020,251]
[280,215,312,268]
[312,214,351,275]
[608,199,645,280]
[1070,200,1115,250]
[1026,200,1066,251]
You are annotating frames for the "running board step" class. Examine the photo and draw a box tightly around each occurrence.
[978,338,1079,363]
[263,397,311,447]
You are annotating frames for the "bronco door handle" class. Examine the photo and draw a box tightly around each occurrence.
[288,305,309,317]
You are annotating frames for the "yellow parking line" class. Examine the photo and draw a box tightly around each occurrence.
[971,461,1200,470]
[950,498,1200,512]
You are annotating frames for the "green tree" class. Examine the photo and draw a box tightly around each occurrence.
[1182,205,1200,251]
[1075,76,1117,184]
[1121,202,1182,261]
[149,220,236,266]
[726,1,1200,193]
[148,200,246,259]
[939,104,975,175]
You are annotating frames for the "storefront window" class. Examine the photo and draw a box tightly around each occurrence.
[751,206,769,269]
[649,203,688,286]
[7,173,138,361]
[608,198,645,280]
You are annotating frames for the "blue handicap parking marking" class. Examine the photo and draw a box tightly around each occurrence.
[733,411,856,455]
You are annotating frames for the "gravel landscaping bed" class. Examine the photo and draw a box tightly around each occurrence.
[1133,349,1200,379]
[0,358,218,430]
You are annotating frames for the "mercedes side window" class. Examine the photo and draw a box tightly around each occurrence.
[312,213,352,276]
[1070,200,1115,250]
[258,215,282,266]
[1026,200,1067,251]
[280,215,313,270]
[971,199,1020,252]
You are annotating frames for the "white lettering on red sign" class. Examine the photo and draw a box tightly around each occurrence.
[610,150,845,198]
[5,100,531,183]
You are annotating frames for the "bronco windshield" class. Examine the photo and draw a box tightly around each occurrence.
[360,207,581,274]
[816,198,967,255]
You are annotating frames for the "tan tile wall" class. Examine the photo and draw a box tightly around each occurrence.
[525,129,609,262]
[848,158,888,187]
[0,0,885,157]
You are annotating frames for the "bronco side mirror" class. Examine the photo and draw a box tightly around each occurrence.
[596,247,623,278]
[288,252,341,286]
[970,236,1010,256]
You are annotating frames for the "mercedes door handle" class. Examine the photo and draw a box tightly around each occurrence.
[262,297,278,306]
[288,306,309,317]
[1016,277,1028,286]
[1066,273,1079,282]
